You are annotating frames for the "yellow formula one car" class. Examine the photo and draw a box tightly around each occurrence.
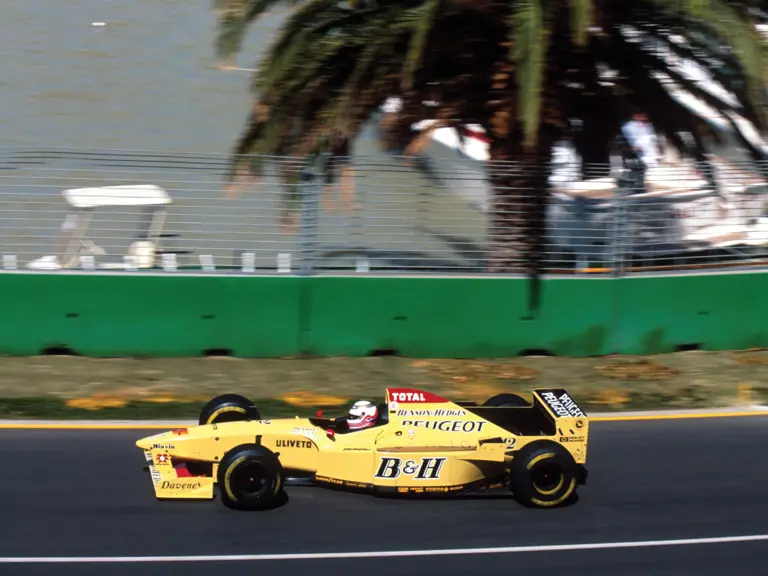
[136,387,589,511]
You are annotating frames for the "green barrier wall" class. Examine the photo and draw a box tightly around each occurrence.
[305,276,616,357]
[0,274,302,357]
[615,272,768,355]
[0,272,765,357]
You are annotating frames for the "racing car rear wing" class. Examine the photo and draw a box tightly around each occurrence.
[463,388,587,439]
[532,389,587,420]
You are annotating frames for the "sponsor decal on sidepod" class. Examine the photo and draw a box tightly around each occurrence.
[374,457,446,479]
[276,439,313,449]
[396,409,467,417]
[401,419,487,433]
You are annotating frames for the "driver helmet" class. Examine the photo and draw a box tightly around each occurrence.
[348,400,379,430]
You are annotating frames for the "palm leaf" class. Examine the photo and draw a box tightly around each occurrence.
[666,0,767,127]
[511,0,552,150]
[570,0,595,47]
[254,3,386,96]
[401,0,442,91]
[214,0,298,65]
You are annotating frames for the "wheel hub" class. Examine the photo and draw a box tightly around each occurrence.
[234,463,269,497]
[532,462,563,494]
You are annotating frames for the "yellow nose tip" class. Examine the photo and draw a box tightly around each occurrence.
[136,434,159,450]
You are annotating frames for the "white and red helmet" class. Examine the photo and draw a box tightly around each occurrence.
[347,400,379,430]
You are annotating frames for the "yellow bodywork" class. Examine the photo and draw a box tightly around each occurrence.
[136,387,589,501]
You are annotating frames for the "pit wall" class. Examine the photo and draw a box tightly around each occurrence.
[0,272,764,357]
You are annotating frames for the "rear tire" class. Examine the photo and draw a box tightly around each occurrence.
[483,393,529,407]
[198,394,259,425]
[509,440,578,508]
[217,444,284,511]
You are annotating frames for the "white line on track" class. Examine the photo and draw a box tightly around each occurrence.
[1,534,767,563]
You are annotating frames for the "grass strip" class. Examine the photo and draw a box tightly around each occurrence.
[0,350,766,419]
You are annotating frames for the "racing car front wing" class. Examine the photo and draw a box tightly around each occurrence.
[143,449,214,500]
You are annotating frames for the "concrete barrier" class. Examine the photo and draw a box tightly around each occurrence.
[0,271,764,357]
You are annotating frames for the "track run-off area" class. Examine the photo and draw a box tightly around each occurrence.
[1,411,768,575]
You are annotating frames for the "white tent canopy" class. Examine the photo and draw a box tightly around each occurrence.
[63,185,171,209]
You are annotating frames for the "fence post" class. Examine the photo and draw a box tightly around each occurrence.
[610,180,627,278]
[298,167,320,276]
[608,168,633,354]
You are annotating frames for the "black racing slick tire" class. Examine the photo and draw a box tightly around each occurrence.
[509,440,578,508]
[483,393,529,407]
[198,394,259,425]
[217,444,284,511]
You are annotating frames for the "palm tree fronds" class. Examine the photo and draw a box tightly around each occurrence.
[401,0,442,91]
[512,0,553,150]
[636,22,758,119]
[258,1,382,66]
[214,0,290,65]
[335,6,414,116]
[668,0,767,127]
[213,0,768,286]
[254,2,388,96]
[569,0,595,47]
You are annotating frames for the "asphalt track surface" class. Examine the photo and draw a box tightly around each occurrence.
[2,416,768,575]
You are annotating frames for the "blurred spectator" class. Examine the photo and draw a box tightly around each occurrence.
[619,111,661,193]
[621,111,661,168]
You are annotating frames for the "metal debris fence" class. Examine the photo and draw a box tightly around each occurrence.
[0,146,766,276]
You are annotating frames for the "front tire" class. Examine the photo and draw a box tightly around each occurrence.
[198,393,259,425]
[217,444,284,510]
[509,440,578,508]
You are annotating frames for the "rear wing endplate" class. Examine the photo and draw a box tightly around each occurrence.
[532,389,588,420]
